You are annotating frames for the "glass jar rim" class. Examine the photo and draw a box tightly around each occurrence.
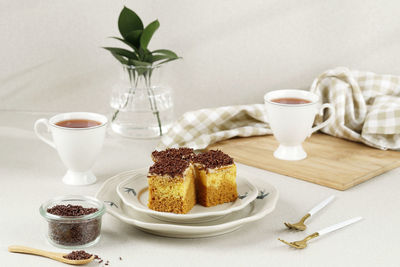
[39,195,105,221]
[121,63,161,70]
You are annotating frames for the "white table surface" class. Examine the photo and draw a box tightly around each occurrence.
[1,110,399,267]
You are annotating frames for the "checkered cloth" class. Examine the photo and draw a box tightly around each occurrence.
[157,104,271,150]
[311,67,400,150]
[159,67,400,150]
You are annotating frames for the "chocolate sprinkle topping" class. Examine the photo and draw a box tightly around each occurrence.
[63,250,92,260]
[152,147,194,162]
[149,158,190,177]
[47,204,98,217]
[193,150,234,169]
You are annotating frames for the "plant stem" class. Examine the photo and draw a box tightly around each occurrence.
[111,109,120,122]
[111,68,138,122]
[144,72,163,136]
[112,65,163,137]
[147,87,163,136]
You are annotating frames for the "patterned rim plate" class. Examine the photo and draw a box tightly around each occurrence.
[96,169,279,238]
[116,168,258,223]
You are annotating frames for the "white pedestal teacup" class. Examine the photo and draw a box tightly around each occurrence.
[264,90,335,161]
[34,112,108,185]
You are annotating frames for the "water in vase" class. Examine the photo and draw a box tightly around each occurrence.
[110,86,174,138]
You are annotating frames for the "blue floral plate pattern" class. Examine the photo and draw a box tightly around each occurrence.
[96,169,279,238]
[116,169,258,223]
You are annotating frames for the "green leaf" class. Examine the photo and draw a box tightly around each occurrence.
[128,60,151,76]
[155,57,180,66]
[109,52,129,65]
[148,54,170,63]
[138,47,148,61]
[140,20,160,49]
[110,37,139,53]
[152,49,179,58]
[108,8,180,68]
[118,7,144,39]
[130,59,151,67]
[151,49,181,64]
[142,49,153,62]
[103,47,138,60]
[124,30,142,49]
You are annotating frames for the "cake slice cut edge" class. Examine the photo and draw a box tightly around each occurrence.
[195,163,238,207]
[147,159,196,214]
[193,150,238,207]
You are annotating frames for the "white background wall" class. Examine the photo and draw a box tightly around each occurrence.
[1,0,400,116]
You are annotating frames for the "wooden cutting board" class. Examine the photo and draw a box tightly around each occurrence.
[207,133,400,190]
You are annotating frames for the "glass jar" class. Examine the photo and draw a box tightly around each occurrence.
[110,64,174,138]
[39,195,105,248]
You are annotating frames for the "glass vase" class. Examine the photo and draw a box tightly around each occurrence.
[110,64,174,138]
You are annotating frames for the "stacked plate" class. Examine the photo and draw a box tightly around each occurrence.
[96,168,279,238]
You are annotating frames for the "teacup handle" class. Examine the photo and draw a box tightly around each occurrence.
[34,118,56,149]
[310,103,335,134]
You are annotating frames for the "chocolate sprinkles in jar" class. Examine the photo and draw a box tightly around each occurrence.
[40,195,105,248]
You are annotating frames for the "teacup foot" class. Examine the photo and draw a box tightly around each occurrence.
[62,170,96,185]
[273,145,307,161]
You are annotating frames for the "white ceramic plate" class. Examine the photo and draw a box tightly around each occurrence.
[96,169,279,238]
[116,169,258,223]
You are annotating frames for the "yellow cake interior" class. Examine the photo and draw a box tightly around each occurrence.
[148,165,196,214]
[195,164,238,207]
[148,148,238,213]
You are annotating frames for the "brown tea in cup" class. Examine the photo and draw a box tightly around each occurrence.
[271,98,311,104]
[56,119,102,128]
